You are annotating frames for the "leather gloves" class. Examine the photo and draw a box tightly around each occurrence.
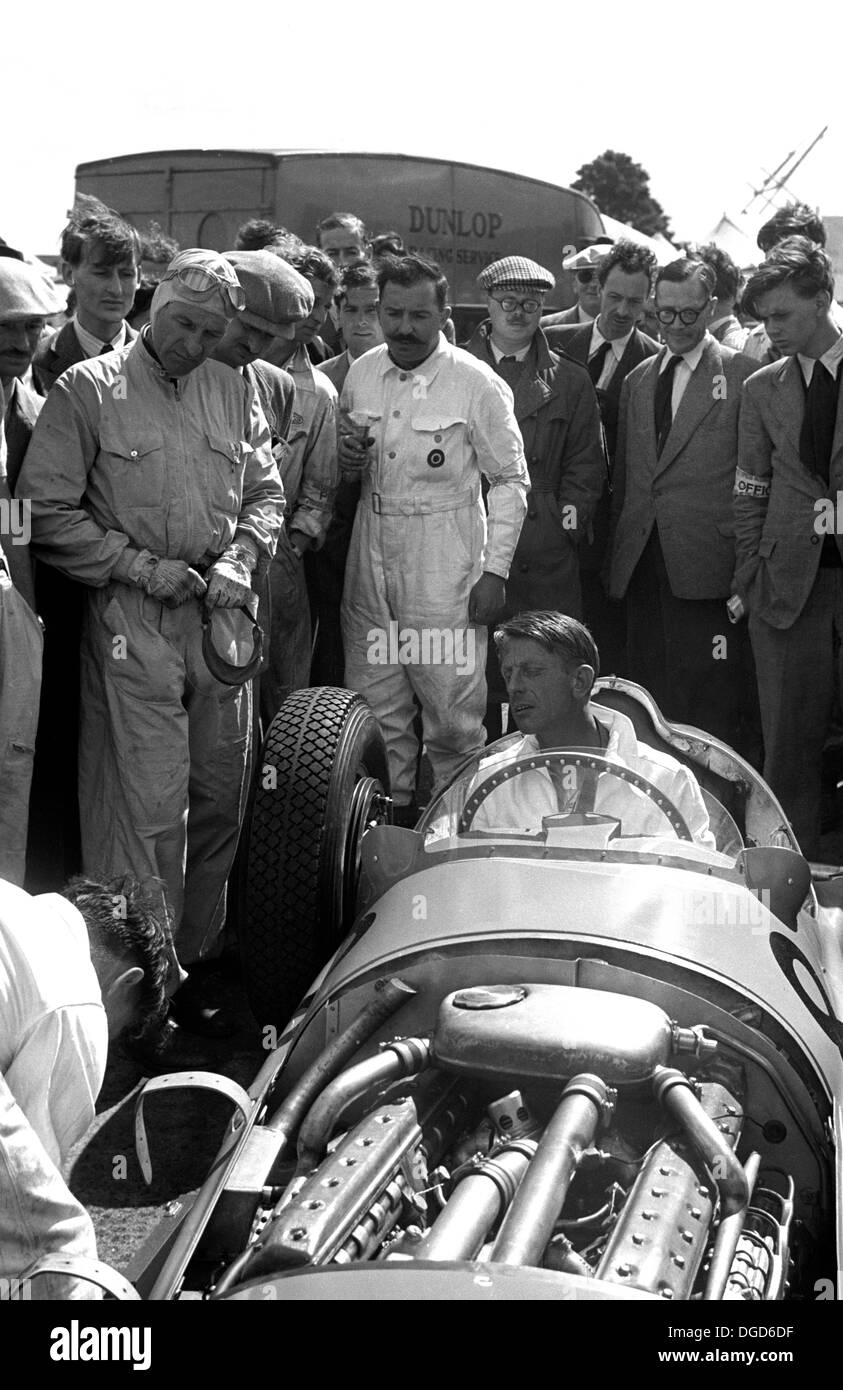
[138,557,207,608]
[205,538,258,609]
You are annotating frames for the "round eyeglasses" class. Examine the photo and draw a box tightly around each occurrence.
[655,301,711,326]
[491,294,543,313]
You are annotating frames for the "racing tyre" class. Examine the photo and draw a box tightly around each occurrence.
[241,687,390,1028]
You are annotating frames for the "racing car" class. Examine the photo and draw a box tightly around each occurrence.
[121,681,842,1301]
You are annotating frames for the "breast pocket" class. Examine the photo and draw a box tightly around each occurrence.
[98,424,165,508]
[408,415,467,481]
[203,432,246,518]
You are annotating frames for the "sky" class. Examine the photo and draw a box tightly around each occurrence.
[4,0,842,257]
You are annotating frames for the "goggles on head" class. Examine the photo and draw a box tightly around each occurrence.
[162,262,245,312]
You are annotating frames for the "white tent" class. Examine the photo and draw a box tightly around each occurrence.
[701,214,760,269]
[598,214,677,265]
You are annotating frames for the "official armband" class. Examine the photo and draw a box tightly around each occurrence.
[733,468,771,499]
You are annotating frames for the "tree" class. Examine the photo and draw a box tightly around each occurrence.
[572,151,672,238]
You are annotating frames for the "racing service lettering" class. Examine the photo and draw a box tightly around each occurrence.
[733,468,771,498]
[407,245,500,268]
[409,206,502,240]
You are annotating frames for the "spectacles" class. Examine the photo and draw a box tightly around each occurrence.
[162,263,245,311]
[575,269,599,284]
[491,294,543,313]
[655,300,711,326]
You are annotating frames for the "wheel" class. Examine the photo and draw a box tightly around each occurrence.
[241,687,390,1028]
[458,750,694,840]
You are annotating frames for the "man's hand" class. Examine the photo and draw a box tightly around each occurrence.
[468,572,506,625]
[141,559,207,608]
[338,431,374,477]
[289,529,313,558]
[205,556,253,608]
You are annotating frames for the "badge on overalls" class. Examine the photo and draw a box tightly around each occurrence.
[427,449,445,468]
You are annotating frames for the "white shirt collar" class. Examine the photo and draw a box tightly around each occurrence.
[489,338,531,363]
[658,336,708,373]
[797,330,843,383]
[590,320,634,362]
[72,314,127,358]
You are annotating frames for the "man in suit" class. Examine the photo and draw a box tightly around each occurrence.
[465,255,605,737]
[26,209,141,890]
[32,205,141,392]
[541,238,614,329]
[735,238,843,855]
[607,257,758,753]
[546,241,659,671]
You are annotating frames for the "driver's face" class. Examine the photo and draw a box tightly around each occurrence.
[499,638,584,746]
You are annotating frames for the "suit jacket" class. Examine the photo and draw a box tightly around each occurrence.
[541,304,587,328]
[3,377,44,494]
[32,320,138,393]
[608,335,758,601]
[316,350,351,395]
[735,354,843,628]
[544,322,659,463]
[465,321,605,615]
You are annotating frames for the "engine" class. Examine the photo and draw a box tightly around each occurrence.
[213,984,819,1300]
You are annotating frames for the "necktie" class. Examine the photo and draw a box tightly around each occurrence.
[496,354,523,389]
[98,341,115,355]
[653,354,683,456]
[799,361,838,486]
[588,339,612,385]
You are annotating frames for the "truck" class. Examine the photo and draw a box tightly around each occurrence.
[74,149,605,323]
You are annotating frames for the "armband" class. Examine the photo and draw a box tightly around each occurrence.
[733,468,771,499]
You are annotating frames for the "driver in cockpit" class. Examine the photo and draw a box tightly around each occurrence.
[472,611,715,848]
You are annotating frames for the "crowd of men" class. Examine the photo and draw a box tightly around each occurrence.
[1,194,842,1288]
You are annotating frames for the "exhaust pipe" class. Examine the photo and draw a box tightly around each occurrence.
[296,1036,431,1173]
[414,1140,537,1261]
[490,1074,613,1268]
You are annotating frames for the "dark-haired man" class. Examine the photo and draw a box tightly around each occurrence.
[316,211,369,270]
[0,874,171,1166]
[318,261,383,393]
[465,255,605,736]
[546,240,659,671]
[744,202,842,365]
[33,206,141,392]
[339,254,528,821]
[310,262,385,684]
[735,238,843,855]
[607,258,757,752]
[464,610,713,845]
[0,873,174,1296]
[696,243,748,350]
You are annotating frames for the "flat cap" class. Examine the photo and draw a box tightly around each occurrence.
[477,256,555,293]
[0,258,64,320]
[224,250,314,334]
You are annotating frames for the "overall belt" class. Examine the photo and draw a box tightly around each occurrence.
[363,484,478,516]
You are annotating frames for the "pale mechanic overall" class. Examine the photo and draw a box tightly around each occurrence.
[19,256,284,965]
[340,334,528,803]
